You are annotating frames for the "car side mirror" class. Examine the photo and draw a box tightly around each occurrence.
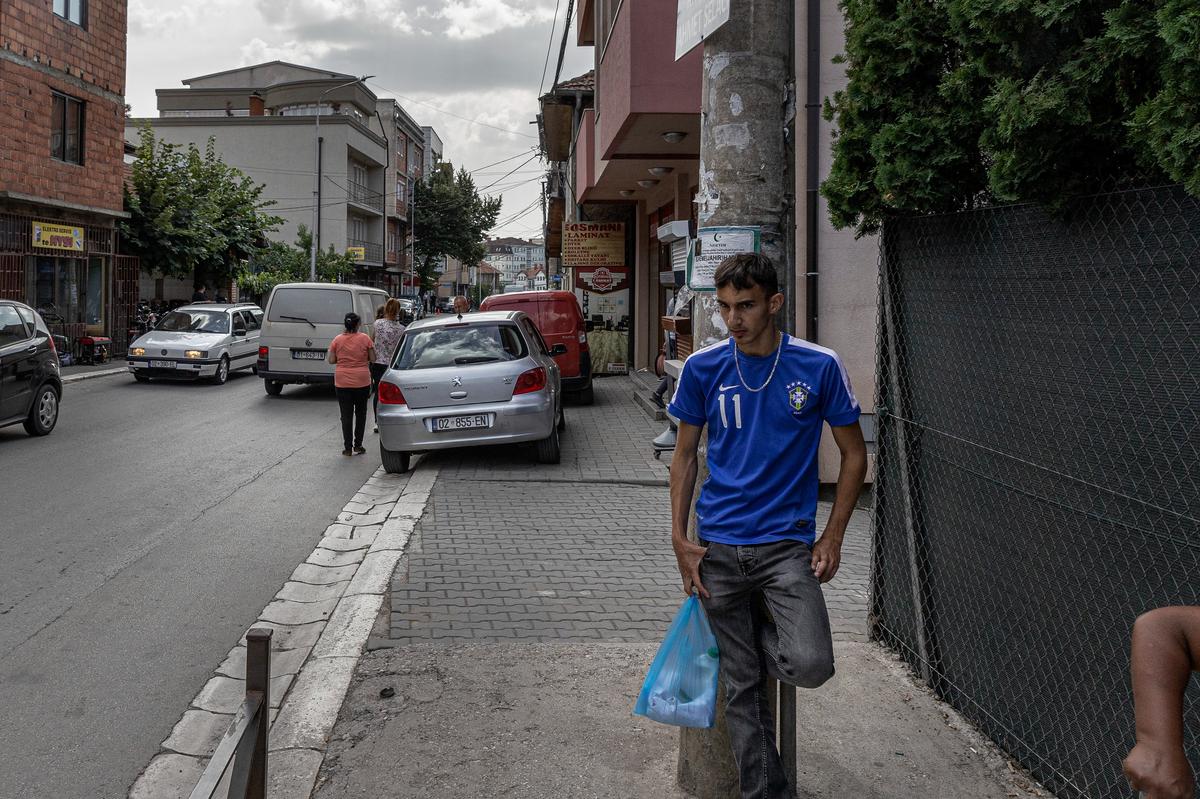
[549,343,568,356]
[233,328,246,336]
[585,321,595,332]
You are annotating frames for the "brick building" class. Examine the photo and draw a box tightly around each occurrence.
[0,0,137,347]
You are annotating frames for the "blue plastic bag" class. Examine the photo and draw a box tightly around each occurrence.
[634,594,720,728]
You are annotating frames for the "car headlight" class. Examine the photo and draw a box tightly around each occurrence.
[185,350,207,359]
[130,347,145,356]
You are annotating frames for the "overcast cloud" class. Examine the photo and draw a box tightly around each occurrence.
[126,0,592,238]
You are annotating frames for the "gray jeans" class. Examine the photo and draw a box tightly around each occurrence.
[699,539,835,799]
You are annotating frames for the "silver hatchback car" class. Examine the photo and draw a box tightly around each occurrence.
[377,311,565,473]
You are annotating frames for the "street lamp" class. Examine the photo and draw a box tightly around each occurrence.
[310,74,374,282]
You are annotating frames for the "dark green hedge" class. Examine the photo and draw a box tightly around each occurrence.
[822,0,1200,235]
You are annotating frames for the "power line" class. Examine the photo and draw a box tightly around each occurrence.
[537,0,565,98]
[480,153,541,192]
[552,0,577,91]
[366,80,538,140]
[464,148,540,174]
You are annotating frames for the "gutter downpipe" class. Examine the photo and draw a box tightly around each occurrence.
[805,0,820,342]
[375,107,390,285]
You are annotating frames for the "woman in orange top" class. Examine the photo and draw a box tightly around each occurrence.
[327,312,375,456]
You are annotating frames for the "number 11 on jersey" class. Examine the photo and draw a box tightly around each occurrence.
[718,392,743,429]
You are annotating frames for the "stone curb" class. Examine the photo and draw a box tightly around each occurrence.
[127,461,439,799]
[62,366,126,383]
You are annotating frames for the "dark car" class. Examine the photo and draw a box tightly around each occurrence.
[0,300,62,436]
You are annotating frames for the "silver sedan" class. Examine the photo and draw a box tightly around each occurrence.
[376,310,565,473]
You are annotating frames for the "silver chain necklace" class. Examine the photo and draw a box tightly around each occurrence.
[731,332,783,392]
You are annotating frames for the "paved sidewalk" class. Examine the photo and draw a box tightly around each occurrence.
[312,376,1046,798]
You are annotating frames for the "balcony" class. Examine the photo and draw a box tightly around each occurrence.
[347,239,384,264]
[594,0,701,161]
[347,181,384,214]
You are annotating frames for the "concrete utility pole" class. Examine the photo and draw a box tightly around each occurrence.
[677,0,794,796]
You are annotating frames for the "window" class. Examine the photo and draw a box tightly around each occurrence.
[267,288,353,325]
[240,310,260,331]
[51,92,85,164]
[395,324,527,370]
[156,310,229,334]
[54,0,86,27]
[0,304,30,347]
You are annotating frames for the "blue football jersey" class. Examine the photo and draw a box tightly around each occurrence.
[667,333,860,545]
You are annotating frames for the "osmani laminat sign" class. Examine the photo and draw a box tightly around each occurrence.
[564,223,630,374]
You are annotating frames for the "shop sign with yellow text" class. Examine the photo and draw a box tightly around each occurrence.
[32,222,84,252]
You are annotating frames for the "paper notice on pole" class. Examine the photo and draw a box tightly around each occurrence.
[676,0,731,60]
[687,226,761,291]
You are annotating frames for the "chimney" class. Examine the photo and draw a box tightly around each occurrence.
[249,92,265,116]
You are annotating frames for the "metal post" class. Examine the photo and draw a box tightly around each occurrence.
[678,0,795,795]
[310,75,375,282]
[879,233,932,683]
[243,628,272,799]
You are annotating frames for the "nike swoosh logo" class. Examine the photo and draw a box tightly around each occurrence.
[719,384,740,391]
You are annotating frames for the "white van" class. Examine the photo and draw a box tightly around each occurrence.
[256,282,388,396]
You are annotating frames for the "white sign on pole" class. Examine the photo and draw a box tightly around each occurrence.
[687,226,761,291]
[675,0,731,61]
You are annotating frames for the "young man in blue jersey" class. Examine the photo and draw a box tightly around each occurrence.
[668,253,867,799]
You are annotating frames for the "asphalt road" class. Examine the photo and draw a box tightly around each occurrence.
[0,369,381,798]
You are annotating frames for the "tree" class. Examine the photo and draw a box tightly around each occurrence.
[122,124,282,287]
[412,164,502,292]
[822,0,1199,235]
[235,226,358,298]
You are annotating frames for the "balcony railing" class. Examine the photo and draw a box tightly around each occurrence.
[347,181,384,213]
[347,239,384,264]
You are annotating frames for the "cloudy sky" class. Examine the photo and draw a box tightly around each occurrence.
[125,0,593,239]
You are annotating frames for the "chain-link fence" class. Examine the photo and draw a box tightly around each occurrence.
[870,184,1200,799]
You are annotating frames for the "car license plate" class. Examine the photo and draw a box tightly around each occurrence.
[292,350,326,360]
[149,360,175,369]
[433,414,491,431]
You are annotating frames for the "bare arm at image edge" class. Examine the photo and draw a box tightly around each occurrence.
[1124,606,1200,799]
[811,422,868,583]
[669,421,707,598]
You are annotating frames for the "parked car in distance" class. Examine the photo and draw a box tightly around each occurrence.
[0,300,62,436]
[396,297,422,323]
[127,303,262,385]
[256,283,388,396]
[376,311,565,473]
[480,290,593,404]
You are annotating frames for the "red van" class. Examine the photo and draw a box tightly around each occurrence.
[480,290,593,403]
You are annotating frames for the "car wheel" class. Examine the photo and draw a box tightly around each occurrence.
[380,443,410,474]
[23,384,59,436]
[134,373,150,383]
[251,365,258,375]
[557,404,566,432]
[536,421,561,464]
[211,355,230,385]
[574,384,594,405]
[264,379,283,396]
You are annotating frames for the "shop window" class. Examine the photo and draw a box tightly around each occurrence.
[86,257,103,326]
[53,0,87,27]
[35,256,88,324]
[51,92,85,165]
